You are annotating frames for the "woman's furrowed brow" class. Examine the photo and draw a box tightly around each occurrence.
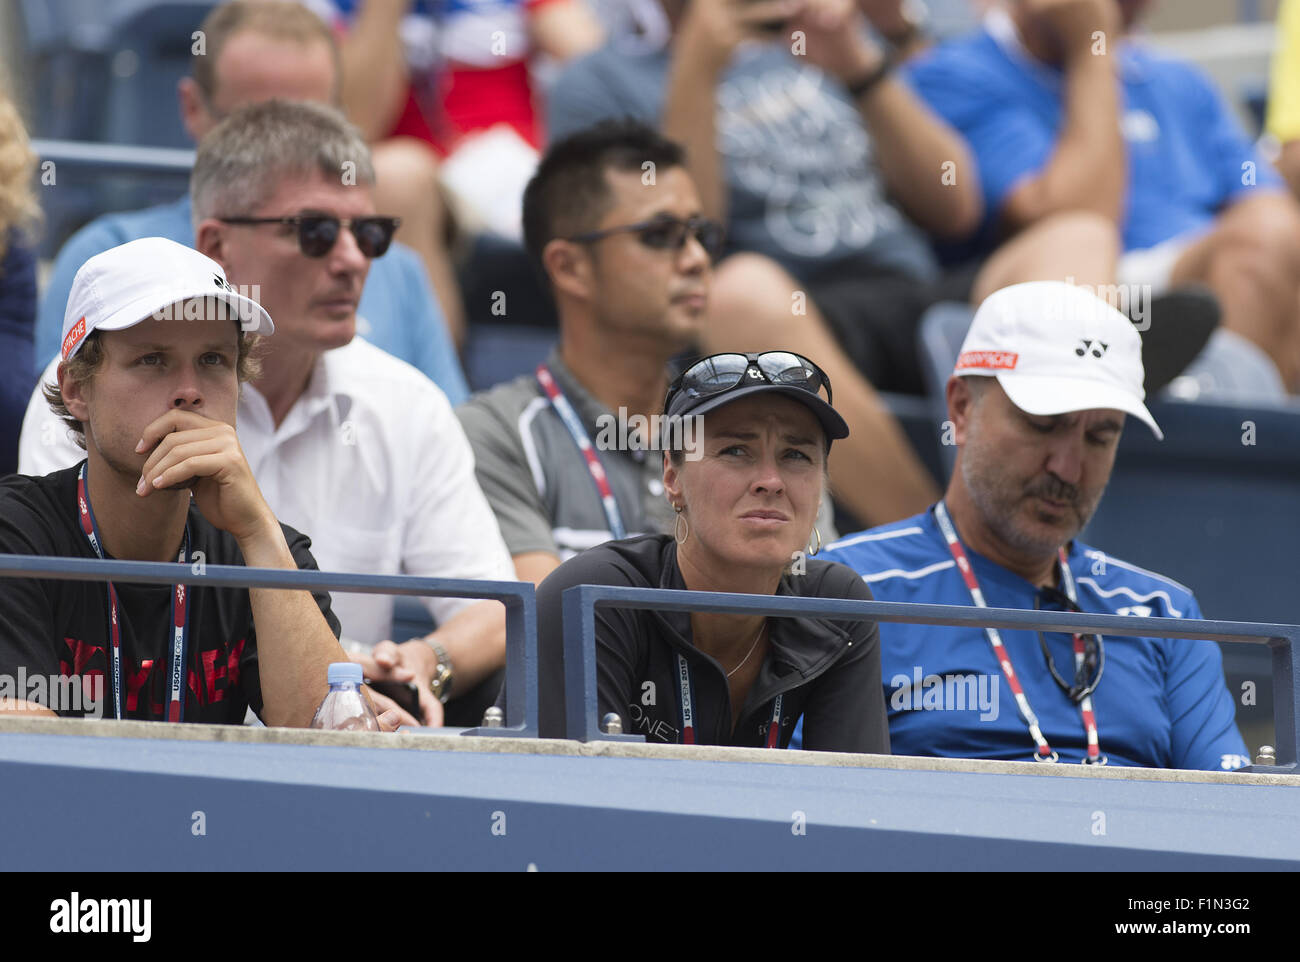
[783,433,818,447]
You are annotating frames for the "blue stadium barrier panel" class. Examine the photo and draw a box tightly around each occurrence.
[4,717,1296,870]
[0,554,537,737]
[561,584,1300,772]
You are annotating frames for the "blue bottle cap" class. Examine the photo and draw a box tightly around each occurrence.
[327,662,364,686]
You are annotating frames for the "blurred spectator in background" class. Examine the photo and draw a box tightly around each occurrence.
[458,121,838,586]
[798,282,1250,771]
[20,101,515,729]
[1269,0,1300,198]
[906,0,1300,392]
[0,86,40,476]
[306,0,606,344]
[35,0,469,405]
[547,0,989,526]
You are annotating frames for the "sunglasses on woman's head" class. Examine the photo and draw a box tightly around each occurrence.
[566,214,726,260]
[218,214,402,259]
[667,352,834,409]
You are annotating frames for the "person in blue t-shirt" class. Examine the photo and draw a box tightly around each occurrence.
[36,0,468,405]
[904,0,1300,394]
[794,280,1250,771]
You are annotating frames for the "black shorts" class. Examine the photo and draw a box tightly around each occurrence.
[805,259,980,395]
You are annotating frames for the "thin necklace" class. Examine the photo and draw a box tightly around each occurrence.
[725,620,766,678]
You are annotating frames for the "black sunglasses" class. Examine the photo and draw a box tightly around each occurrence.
[1034,586,1105,703]
[666,351,834,410]
[566,214,726,260]
[219,214,402,258]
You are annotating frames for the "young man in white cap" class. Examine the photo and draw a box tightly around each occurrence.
[0,237,382,728]
[793,280,1249,770]
[19,100,514,730]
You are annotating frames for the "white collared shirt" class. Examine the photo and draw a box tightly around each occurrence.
[19,338,515,646]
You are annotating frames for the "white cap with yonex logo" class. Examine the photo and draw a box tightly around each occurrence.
[954,280,1162,439]
[60,236,274,363]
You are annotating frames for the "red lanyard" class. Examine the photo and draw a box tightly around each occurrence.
[676,652,783,748]
[933,501,1104,765]
[77,463,192,721]
[535,364,627,540]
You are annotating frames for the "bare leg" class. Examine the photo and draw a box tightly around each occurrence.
[370,137,467,348]
[1169,193,1300,390]
[709,253,941,527]
[972,210,1121,304]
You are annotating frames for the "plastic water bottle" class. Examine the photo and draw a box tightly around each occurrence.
[310,663,381,731]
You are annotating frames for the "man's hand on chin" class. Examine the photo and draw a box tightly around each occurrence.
[134,409,277,544]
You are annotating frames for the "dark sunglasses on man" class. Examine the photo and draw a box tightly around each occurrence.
[219,214,402,259]
[565,214,726,261]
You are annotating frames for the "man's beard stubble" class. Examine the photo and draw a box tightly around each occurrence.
[959,434,1106,559]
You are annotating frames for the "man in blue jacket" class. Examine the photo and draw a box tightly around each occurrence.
[798,280,1249,770]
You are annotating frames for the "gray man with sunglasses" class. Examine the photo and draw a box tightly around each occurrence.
[457,121,836,591]
[19,100,517,731]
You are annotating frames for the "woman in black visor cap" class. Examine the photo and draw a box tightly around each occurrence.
[533,351,889,753]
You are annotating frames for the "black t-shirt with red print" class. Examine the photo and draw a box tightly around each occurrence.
[0,463,340,722]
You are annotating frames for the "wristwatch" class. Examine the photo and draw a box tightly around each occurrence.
[427,640,454,704]
[845,50,898,101]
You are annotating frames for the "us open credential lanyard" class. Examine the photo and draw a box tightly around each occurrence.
[933,501,1104,764]
[676,653,783,748]
[77,462,192,722]
[536,364,627,540]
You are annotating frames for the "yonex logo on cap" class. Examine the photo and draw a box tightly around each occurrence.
[1075,339,1109,359]
[956,350,1018,371]
[62,316,87,360]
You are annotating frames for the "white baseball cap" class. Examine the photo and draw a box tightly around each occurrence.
[954,281,1163,440]
[60,237,274,363]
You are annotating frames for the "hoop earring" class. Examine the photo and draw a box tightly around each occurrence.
[673,504,689,546]
[807,525,821,556]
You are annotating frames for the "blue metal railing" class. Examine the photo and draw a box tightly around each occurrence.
[0,554,537,736]
[4,552,1296,773]
[561,584,1300,772]
[31,138,195,174]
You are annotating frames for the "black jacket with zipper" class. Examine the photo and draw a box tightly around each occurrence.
[535,534,889,752]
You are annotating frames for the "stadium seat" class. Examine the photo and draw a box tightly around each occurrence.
[100,1,218,150]
[462,323,557,393]
[20,0,214,148]
[19,0,114,143]
[391,596,437,642]
[19,1,214,252]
